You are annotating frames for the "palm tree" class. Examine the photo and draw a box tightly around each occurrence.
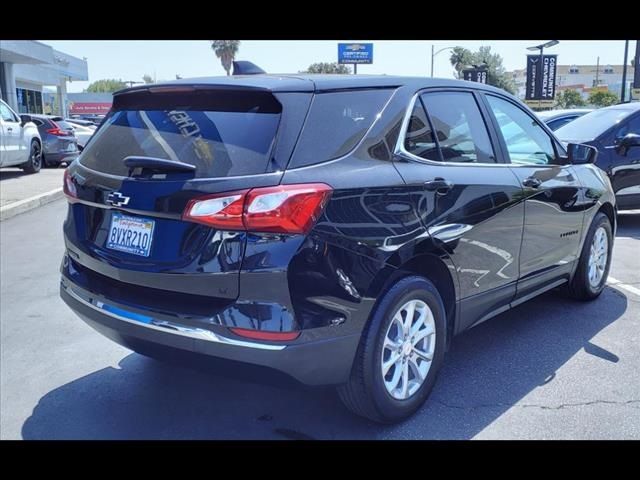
[210,40,241,76]
[449,47,473,79]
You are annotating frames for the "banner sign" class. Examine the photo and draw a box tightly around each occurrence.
[69,102,112,114]
[462,68,488,84]
[338,43,373,64]
[525,54,558,100]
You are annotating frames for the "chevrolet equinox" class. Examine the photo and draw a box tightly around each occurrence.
[60,74,616,423]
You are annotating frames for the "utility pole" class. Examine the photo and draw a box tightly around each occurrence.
[354,64,357,75]
[595,56,600,87]
[431,45,434,77]
[621,40,629,103]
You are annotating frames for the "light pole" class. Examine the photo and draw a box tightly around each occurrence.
[527,40,559,109]
[621,40,629,103]
[431,45,457,78]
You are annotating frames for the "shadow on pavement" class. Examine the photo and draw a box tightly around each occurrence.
[22,287,627,439]
[0,170,28,181]
[617,213,640,239]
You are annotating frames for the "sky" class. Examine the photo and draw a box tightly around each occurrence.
[40,40,636,93]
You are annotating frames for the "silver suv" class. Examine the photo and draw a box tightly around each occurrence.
[0,99,43,174]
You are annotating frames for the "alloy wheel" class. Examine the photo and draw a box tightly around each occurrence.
[381,299,436,400]
[588,226,608,288]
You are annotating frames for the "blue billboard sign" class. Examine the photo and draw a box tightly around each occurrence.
[338,43,373,65]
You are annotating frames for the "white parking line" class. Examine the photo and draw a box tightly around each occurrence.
[607,276,640,297]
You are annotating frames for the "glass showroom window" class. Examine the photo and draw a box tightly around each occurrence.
[16,88,43,114]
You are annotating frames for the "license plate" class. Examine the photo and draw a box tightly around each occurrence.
[106,213,155,257]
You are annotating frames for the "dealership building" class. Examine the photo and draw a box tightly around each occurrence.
[0,40,88,117]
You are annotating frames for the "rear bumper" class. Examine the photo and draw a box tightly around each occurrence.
[45,151,78,164]
[60,278,361,386]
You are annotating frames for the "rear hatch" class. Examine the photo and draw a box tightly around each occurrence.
[63,85,311,311]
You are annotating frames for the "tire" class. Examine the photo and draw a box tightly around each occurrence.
[337,275,447,423]
[567,212,613,301]
[20,140,42,174]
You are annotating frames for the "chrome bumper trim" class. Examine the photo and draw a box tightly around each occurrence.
[63,285,286,351]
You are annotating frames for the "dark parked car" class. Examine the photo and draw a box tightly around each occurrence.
[31,115,79,167]
[555,102,640,210]
[60,75,616,423]
[536,108,593,131]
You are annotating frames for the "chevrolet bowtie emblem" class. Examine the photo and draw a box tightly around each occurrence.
[106,191,130,207]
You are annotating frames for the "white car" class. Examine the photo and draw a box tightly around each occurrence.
[65,121,96,150]
[0,99,43,173]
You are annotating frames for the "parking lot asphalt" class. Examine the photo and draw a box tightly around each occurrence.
[1,199,639,440]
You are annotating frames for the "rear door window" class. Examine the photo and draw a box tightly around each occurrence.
[289,89,394,168]
[79,90,282,178]
[420,91,496,163]
[404,100,440,161]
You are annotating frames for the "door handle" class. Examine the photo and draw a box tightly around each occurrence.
[6,127,12,132]
[522,177,542,188]
[424,178,454,194]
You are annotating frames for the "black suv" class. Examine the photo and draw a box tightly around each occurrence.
[60,75,616,423]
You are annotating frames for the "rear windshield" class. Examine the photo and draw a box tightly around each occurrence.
[289,89,394,168]
[79,90,282,178]
[56,120,75,131]
[555,108,630,142]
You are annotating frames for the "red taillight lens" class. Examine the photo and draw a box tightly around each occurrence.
[63,169,78,202]
[230,327,300,342]
[244,184,332,234]
[182,183,332,234]
[182,190,247,230]
[47,124,72,136]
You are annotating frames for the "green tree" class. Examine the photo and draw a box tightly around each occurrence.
[210,40,241,76]
[588,90,619,107]
[555,89,586,108]
[472,46,516,94]
[142,74,154,84]
[301,62,351,74]
[449,47,474,78]
[450,46,515,94]
[86,79,127,93]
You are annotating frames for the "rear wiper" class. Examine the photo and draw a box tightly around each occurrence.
[123,156,196,173]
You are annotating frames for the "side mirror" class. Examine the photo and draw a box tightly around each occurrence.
[20,114,32,126]
[615,133,640,156]
[567,143,598,165]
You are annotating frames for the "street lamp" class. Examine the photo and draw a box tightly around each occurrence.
[431,45,457,78]
[527,40,559,108]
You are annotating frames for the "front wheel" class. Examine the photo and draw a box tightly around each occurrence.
[337,275,446,423]
[21,140,42,174]
[567,212,613,300]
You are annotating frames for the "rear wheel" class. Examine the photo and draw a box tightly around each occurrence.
[21,140,42,174]
[567,212,613,300]
[337,275,446,423]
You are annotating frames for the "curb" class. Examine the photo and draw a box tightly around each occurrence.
[0,188,64,222]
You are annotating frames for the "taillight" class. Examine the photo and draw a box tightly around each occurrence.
[182,183,332,234]
[230,327,300,342]
[47,121,72,136]
[183,191,246,230]
[63,169,78,202]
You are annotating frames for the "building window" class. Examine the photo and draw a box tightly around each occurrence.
[604,65,614,74]
[16,88,43,114]
[569,66,579,74]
